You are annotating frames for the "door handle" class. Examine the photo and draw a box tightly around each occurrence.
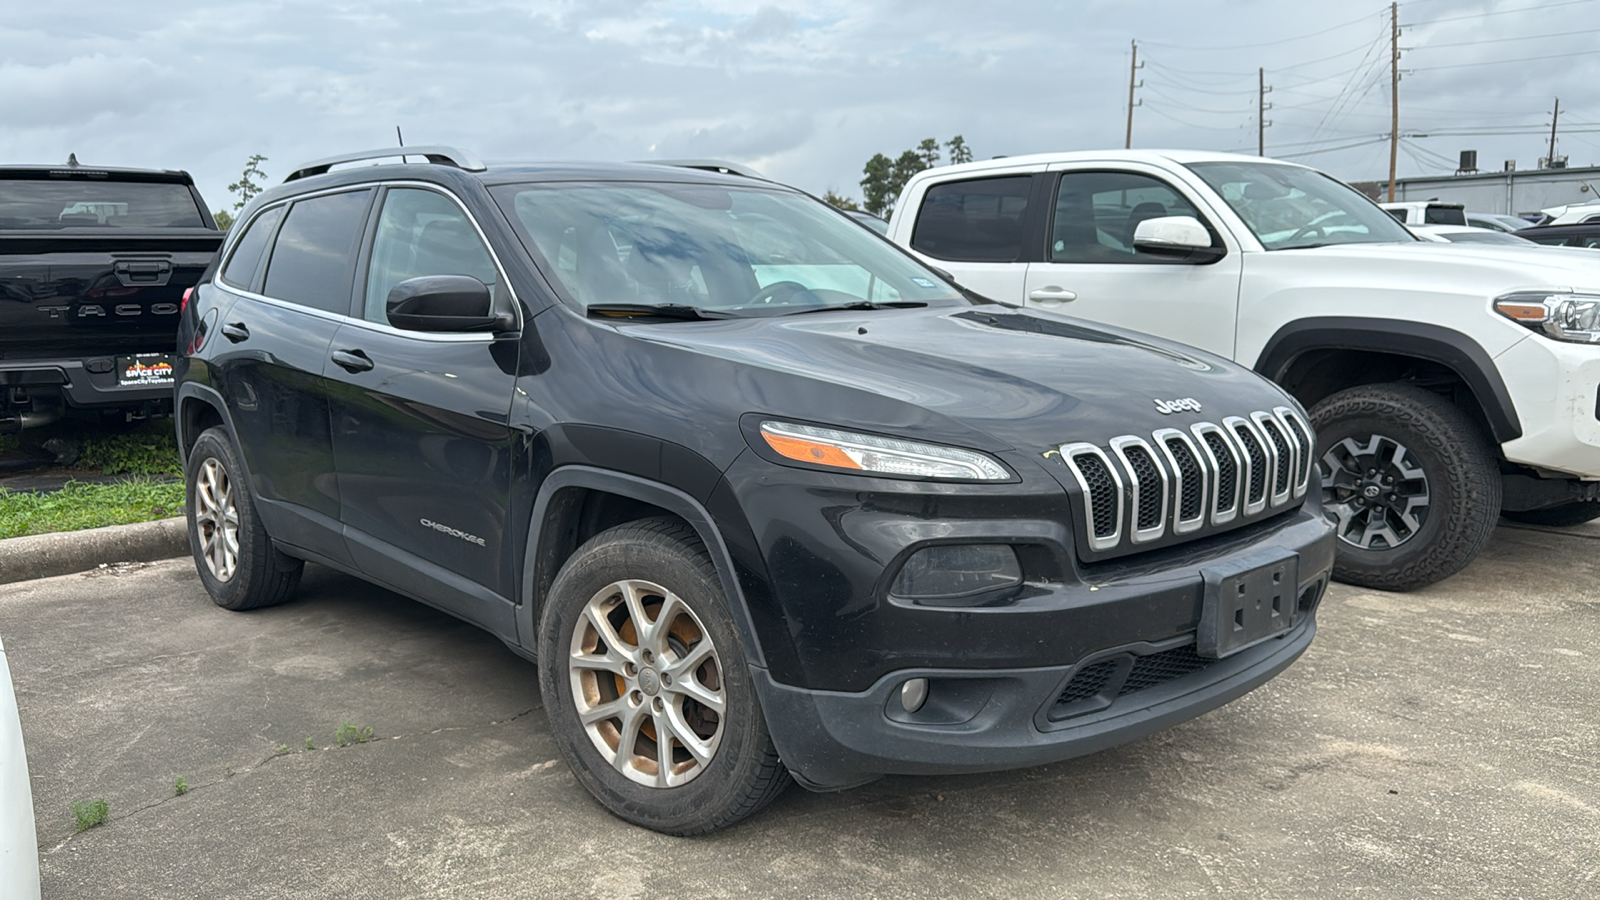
[1027,287,1078,303]
[221,322,250,342]
[331,349,374,373]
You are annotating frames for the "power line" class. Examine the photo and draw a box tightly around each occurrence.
[1276,136,1393,159]
[1403,0,1598,28]
[1408,25,1600,50]
[1415,47,1600,70]
[1139,9,1380,51]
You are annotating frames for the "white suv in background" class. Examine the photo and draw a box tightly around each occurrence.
[887,150,1600,590]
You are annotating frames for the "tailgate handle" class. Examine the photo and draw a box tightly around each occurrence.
[221,322,250,343]
[331,349,374,373]
[114,260,173,287]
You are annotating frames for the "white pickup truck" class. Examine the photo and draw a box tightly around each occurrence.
[887,150,1600,590]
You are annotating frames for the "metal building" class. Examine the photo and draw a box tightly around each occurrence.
[1350,161,1600,219]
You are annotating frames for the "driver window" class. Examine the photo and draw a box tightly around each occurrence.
[363,188,498,324]
[1050,171,1202,264]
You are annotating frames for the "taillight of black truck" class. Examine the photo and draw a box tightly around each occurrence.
[0,163,223,433]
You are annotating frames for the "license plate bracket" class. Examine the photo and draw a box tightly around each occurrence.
[117,352,176,387]
[1198,551,1299,659]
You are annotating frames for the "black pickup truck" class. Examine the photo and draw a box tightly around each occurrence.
[0,163,222,433]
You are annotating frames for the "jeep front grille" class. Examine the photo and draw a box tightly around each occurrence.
[1058,407,1313,557]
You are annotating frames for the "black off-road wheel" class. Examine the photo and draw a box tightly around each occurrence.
[538,517,789,835]
[1503,500,1600,528]
[185,427,303,610]
[1310,382,1501,591]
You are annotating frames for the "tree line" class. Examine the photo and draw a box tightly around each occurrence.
[825,135,974,219]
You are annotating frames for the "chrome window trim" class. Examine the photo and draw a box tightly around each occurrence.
[1153,428,1208,535]
[214,180,522,344]
[1224,415,1269,517]
[1191,421,1241,526]
[1253,410,1295,508]
[1275,406,1315,499]
[216,201,288,292]
[1059,442,1124,552]
[1109,435,1167,544]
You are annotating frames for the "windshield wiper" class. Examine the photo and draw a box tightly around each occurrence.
[777,301,929,316]
[586,303,739,320]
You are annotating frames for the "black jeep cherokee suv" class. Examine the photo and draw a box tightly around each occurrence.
[175,146,1335,834]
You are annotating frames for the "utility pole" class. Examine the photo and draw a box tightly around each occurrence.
[1125,40,1143,149]
[1547,97,1561,167]
[1258,67,1272,157]
[1388,1,1400,201]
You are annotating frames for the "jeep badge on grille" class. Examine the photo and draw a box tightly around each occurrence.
[1153,397,1202,415]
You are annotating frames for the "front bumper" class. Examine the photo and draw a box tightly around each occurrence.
[1496,335,1600,477]
[758,614,1318,791]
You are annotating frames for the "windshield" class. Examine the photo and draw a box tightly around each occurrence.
[490,181,964,315]
[0,179,206,229]
[1186,161,1416,250]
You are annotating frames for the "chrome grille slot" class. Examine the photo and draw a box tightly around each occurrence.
[1253,411,1294,507]
[1110,436,1168,543]
[1275,406,1315,498]
[1193,423,1241,525]
[1059,443,1124,552]
[1154,429,1207,534]
[1226,416,1269,515]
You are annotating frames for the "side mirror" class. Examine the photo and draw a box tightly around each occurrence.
[386,275,516,333]
[1132,216,1225,262]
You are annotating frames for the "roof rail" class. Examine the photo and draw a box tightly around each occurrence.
[284,146,486,182]
[641,159,766,180]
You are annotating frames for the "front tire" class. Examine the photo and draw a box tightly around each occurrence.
[538,517,789,835]
[1310,382,1500,591]
[185,427,303,610]
[1502,500,1600,528]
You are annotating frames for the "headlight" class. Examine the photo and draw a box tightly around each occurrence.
[1495,292,1600,343]
[757,421,1011,481]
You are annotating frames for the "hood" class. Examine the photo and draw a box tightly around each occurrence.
[1271,241,1600,292]
[626,305,1295,454]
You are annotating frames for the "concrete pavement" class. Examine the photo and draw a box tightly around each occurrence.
[0,527,1596,898]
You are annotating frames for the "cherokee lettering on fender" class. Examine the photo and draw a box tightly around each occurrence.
[419,518,487,546]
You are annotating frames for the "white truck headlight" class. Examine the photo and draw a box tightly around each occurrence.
[1495,292,1600,343]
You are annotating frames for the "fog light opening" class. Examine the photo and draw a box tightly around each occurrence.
[900,678,929,713]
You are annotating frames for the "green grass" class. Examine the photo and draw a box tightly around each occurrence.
[72,798,110,833]
[76,422,183,477]
[0,479,185,539]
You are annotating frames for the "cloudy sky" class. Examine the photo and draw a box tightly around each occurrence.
[4,0,1598,215]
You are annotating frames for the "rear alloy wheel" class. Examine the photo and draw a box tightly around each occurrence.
[538,518,789,834]
[1502,500,1600,528]
[185,427,303,611]
[1310,383,1500,591]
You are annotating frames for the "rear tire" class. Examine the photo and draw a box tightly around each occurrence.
[1310,382,1500,592]
[185,427,303,610]
[1502,500,1600,528]
[538,517,789,835]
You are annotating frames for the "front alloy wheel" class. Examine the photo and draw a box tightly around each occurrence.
[539,518,789,834]
[1320,433,1430,550]
[569,578,725,788]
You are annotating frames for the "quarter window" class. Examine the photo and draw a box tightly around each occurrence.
[363,188,499,323]
[220,205,285,290]
[910,176,1032,262]
[262,189,373,314]
[1050,171,1203,264]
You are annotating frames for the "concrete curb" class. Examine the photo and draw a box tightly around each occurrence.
[0,517,188,585]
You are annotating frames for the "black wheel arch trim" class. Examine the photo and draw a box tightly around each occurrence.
[518,465,767,669]
[1253,317,1522,443]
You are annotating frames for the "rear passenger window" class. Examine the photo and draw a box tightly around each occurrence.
[220,205,284,290]
[263,189,373,314]
[911,176,1032,262]
[1050,171,1203,264]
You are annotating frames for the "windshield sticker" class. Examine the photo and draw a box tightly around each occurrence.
[910,277,937,288]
